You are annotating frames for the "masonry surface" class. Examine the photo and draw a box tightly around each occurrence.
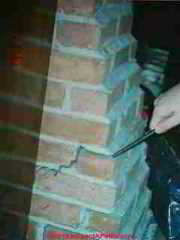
[0,0,159,239]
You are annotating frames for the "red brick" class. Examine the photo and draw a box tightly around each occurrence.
[48,52,110,85]
[0,101,42,132]
[35,168,117,209]
[56,20,117,49]
[37,139,77,165]
[88,211,120,232]
[71,88,108,116]
[30,194,81,227]
[41,111,110,146]
[0,67,46,105]
[0,129,39,160]
[57,0,98,16]
[57,22,97,49]
[44,81,65,108]
[76,149,114,180]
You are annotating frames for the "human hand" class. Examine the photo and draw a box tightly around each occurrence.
[150,83,180,133]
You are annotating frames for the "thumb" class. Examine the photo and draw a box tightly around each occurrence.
[155,114,180,133]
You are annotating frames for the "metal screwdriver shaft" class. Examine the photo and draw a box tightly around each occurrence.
[112,129,155,158]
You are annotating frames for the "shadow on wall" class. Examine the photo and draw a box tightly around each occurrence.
[0,0,56,238]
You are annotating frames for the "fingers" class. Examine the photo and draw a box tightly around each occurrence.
[155,115,180,133]
[150,106,172,130]
[150,110,176,133]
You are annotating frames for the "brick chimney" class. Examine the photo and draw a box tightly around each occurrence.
[0,0,159,239]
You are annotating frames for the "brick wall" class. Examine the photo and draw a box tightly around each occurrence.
[0,0,157,239]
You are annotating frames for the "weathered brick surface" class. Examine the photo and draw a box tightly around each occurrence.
[44,81,65,108]
[56,20,117,49]
[30,194,81,227]
[48,52,110,85]
[0,128,39,160]
[0,67,46,105]
[76,143,147,182]
[76,149,114,180]
[37,139,77,165]
[87,211,120,233]
[0,100,42,132]
[57,0,98,16]
[35,168,117,209]
[57,0,125,16]
[71,88,109,116]
[41,111,110,146]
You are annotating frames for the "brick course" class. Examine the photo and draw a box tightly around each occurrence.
[48,52,110,85]
[35,168,117,209]
[41,111,111,146]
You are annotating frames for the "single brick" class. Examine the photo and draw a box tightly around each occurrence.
[71,88,109,116]
[57,0,98,16]
[41,111,110,146]
[37,139,77,166]
[48,52,110,85]
[0,128,39,160]
[0,67,46,105]
[35,168,117,209]
[87,211,120,233]
[76,149,114,180]
[56,19,117,49]
[0,100,42,132]
[30,194,81,227]
[44,81,65,108]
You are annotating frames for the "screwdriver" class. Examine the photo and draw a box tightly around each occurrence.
[112,129,156,158]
